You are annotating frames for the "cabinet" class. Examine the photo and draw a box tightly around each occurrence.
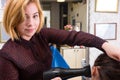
[60,47,86,80]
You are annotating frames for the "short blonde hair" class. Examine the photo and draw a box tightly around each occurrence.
[3,0,44,41]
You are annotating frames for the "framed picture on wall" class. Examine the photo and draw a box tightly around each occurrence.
[95,0,118,13]
[0,22,10,42]
[0,0,7,9]
[94,23,117,40]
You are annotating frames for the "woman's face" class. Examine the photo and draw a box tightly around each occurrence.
[16,2,40,40]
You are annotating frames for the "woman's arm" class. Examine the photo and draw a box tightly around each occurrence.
[102,42,120,61]
[41,28,120,61]
[0,56,19,80]
[41,28,106,50]
[51,77,62,80]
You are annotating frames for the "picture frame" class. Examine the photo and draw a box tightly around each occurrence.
[95,0,118,13]
[0,22,10,42]
[94,23,117,40]
[0,0,7,9]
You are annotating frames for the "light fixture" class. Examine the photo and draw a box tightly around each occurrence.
[57,0,65,2]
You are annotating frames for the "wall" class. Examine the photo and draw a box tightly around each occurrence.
[0,9,3,22]
[42,2,60,29]
[68,2,87,32]
[0,43,4,49]
[51,2,60,29]
[88,0,120,66]
[0,7,4,49]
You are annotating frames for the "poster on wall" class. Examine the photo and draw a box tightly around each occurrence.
[94,23,117,40]
[95,0,118,13]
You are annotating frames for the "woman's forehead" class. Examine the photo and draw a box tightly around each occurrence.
[24,2,38,15]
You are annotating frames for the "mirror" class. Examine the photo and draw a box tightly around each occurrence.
[41,0,88,32]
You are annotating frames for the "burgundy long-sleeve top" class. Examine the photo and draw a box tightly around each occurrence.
[0,28,106,80]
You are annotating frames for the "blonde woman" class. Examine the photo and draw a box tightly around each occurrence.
[0,0,119,80]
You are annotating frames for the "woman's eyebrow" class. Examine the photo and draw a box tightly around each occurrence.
[25,12,39,15]
[33,12,39,15]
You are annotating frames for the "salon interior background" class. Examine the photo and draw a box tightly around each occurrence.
[0,0,120,68]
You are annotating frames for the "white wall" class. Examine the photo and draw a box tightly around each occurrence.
[0,43,4,49]
[88,0,120,66]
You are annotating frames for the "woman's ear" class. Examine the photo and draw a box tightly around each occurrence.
[92,66,97,76]
[91,66,100,80]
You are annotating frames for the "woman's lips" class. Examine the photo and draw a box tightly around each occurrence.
[26,29,35,33]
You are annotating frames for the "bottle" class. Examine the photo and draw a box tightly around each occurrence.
[74,25,80,32]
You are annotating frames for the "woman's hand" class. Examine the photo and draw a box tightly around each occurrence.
[51,77,62,80]
[64,25,73,31]
[102,42,120,61]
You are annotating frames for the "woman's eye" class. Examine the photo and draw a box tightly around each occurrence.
[25,15,29,20]
[33,14,39,19]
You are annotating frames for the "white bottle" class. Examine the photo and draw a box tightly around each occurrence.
[74,25,80,32]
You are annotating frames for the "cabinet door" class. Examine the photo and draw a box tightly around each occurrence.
[76,49,86,68]
[62,49,76,68]
[61,48,86,80]
[62,48,86,68]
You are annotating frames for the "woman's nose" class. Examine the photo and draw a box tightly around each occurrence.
[27,17,34,27]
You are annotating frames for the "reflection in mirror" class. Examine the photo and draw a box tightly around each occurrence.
[41,0,87,31]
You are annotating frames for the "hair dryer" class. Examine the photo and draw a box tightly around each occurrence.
[43,65,91,80]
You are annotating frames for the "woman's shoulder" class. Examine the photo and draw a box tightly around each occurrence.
[1,39,16,49]
[0,39,29,61]
[0,39,20,54]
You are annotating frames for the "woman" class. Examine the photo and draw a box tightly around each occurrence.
[0,0,119,80]
[92,53,120,80]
